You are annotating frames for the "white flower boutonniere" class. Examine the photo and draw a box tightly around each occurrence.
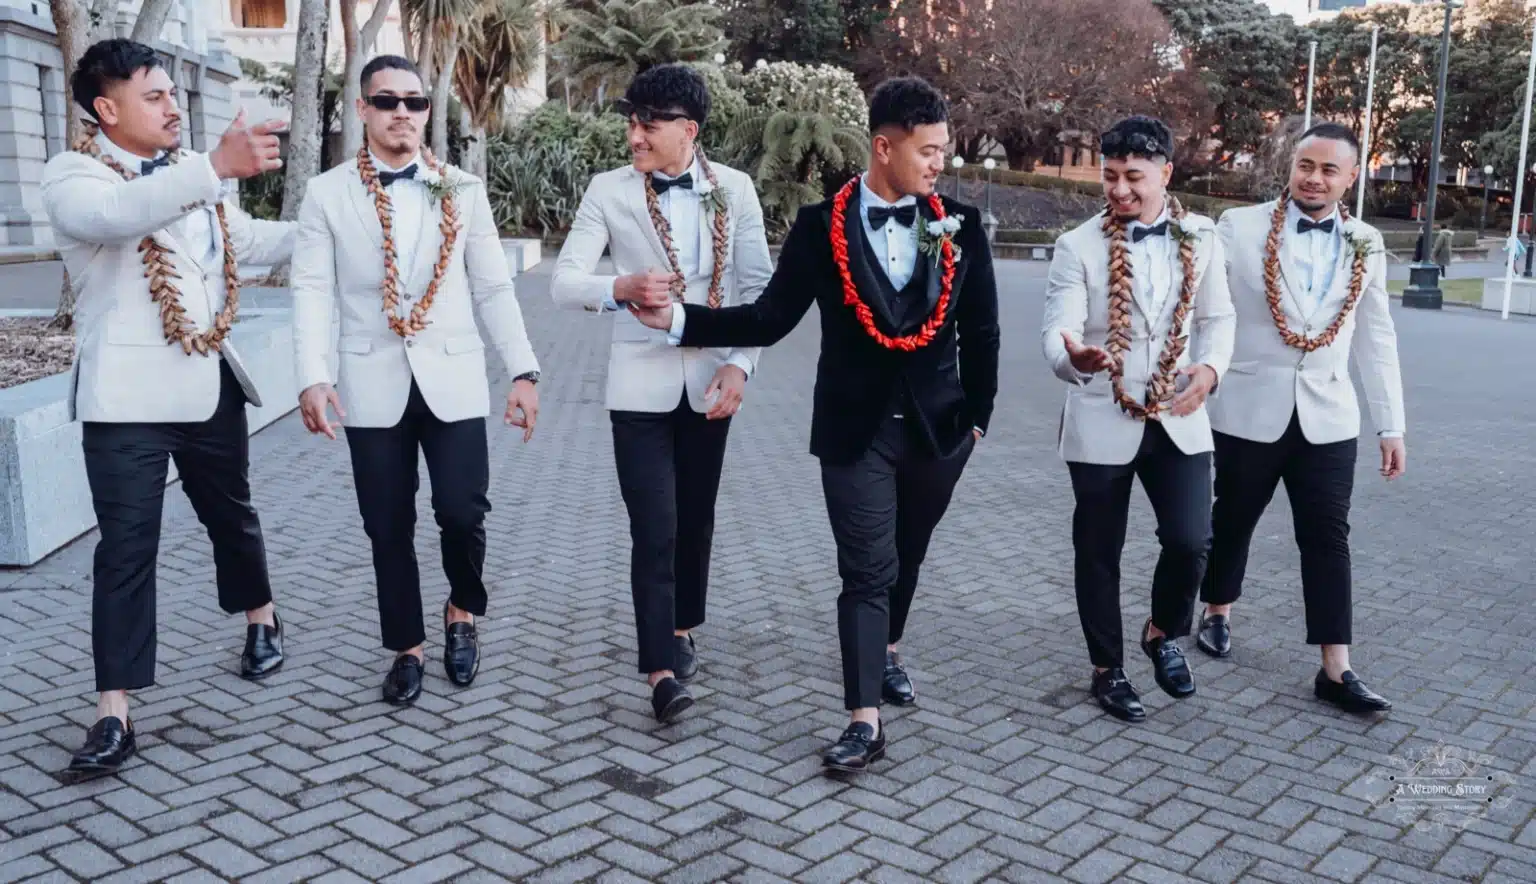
[1342,223,1380,262]
[1169,218,1203,246]
[918,213,964,264]
[420,165,469,204]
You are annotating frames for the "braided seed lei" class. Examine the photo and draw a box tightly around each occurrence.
[1102,195,1201,420]
[643,148,729,308]
[73,124,241,356]
[356,143,460,337]
[1262,189,1367,351]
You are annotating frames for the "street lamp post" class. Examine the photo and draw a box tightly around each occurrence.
[982,158,998,243]
[1356,24,1381,219]
[1304,40,1318,131]
[1404,0,1463,310]
[1481,164,1494,234]
[951,155,965,200]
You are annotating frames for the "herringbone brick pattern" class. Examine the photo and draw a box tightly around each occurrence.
[1,260,1533,883]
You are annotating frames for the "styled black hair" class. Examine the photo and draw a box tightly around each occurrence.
[1298,121,1361,161]
[868,76,948,133]
[360,55,421,94]
[1100,115,1174,162]
[72,39,162,123]
[622,63,711,126]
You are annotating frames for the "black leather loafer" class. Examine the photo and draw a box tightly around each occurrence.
[1091,667,1147,723]
[881,651,915,706]
[1195,608,1232,658]
[823,722,887,772]
[1314,669,1392,713]
[383,654,425,706]
[68,716,136,777]
[240,611,284,680]
[673,634,698,684]
[1141,619,1196,698]
[443,602,479,687]
[651,677,693,723]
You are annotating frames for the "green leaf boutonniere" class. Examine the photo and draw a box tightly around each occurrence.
[700,185,729,216]
[1343,226,1381,262]
[1169,219,1203,247]
[420,165,469,204]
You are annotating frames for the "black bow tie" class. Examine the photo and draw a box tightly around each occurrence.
[868,204,918,228]
[140,155,171,176]
[652,172,692,195]
[1297,216,1335,234]
[378,164,418,187]
[1131,220,1168,243]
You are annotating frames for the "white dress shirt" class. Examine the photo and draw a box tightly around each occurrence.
[1127,208,1174,318]
[373,151,429,288]
[1284,200,1342,314]
[99,133,221,268]
[860,174,919,289]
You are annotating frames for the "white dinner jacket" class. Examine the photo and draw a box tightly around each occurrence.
[549,162,771,413]
[1041,211,1236,465]
[290,159,541,428]
[1208,201,1405,444]
[40,146,296,423]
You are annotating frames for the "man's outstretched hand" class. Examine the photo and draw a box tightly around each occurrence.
[1061,330,1114,375]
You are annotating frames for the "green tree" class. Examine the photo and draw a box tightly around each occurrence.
[557,0,726,102]
[718,0,888,68]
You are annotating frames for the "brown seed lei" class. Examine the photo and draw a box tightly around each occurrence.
[1102,195,1201,421]
[356,143,460,337]
[643,148,728,308]
[73,124,240,356]
[1263,189,1367,351]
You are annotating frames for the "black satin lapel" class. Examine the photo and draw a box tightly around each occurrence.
[921,201,943,312]
[840,189,900,331]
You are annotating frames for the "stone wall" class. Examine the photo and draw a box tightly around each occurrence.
[0,7,239,246]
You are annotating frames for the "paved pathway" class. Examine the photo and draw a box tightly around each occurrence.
[1,259,1534,884]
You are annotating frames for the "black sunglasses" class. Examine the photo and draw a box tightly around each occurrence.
[613,98,690,124]
[367,94,431,113]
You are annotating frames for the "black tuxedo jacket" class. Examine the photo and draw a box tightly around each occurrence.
[678,186,1001,465]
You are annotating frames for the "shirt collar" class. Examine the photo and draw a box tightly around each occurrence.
[96,132,164,172]
[653,154,701,185]
[370,151,421,174]
[859,173,917,211]
[1129,206,1170,232]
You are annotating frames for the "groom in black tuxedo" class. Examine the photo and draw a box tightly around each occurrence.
[633,76,1000,773]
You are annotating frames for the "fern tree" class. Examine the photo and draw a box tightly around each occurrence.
[558,0,726,103]
[454,0,551,177]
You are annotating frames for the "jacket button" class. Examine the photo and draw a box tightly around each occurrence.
[405,340,414,348]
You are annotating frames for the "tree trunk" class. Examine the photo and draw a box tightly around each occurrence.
[48,0,116,330]
[464,123,487,178]
[281,0,331,224]
[430,29,458,161]
[129,0,177,43]
[341,0,395,156]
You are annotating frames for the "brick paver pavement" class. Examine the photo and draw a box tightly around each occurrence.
[2,258,1534,883]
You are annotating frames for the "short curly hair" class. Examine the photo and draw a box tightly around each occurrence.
[1299,121,1361,163]
[623,63,710,127]
[868,76,948,133]
[1100,115,1174,162]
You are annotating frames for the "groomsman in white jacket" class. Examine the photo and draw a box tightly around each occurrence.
[291,55,542,707]
[1041,116,1235,724]
[41,38,295,776]
[1197,122,1405,714]
[550,63,772,723]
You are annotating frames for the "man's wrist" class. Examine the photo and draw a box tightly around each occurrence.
[513,371,539,385]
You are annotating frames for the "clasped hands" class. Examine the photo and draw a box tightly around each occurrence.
[618,268,745,419]
[1060,330,1215,418]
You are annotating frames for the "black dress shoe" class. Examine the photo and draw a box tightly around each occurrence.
[1091,667,1147,722]
[240,611,284,680]
[823,722,887,772]
[1314,669,1392,713]
[68,716,136,776]
[651,677,693,723]
[1196,609,1232,658]
[1141,619,1196,698]
[673,634,698,684]
[382,654,425,706]
[443,602,479,687]
[881,651,915,706]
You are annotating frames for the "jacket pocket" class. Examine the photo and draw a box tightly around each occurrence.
[106,324,171,346]
[445,334,484,354]
[338,335,373,354]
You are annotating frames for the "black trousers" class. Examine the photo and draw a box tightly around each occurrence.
[1200,411,1356,645]
[83,360,273,692]
[344,379,490,652]
[1067,421,1211,669]
[611,393,733,674]
[820,416,974,710]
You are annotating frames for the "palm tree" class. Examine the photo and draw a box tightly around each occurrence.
[557,0,726,103]
[454,0,553,177]
[398,0,483,158]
